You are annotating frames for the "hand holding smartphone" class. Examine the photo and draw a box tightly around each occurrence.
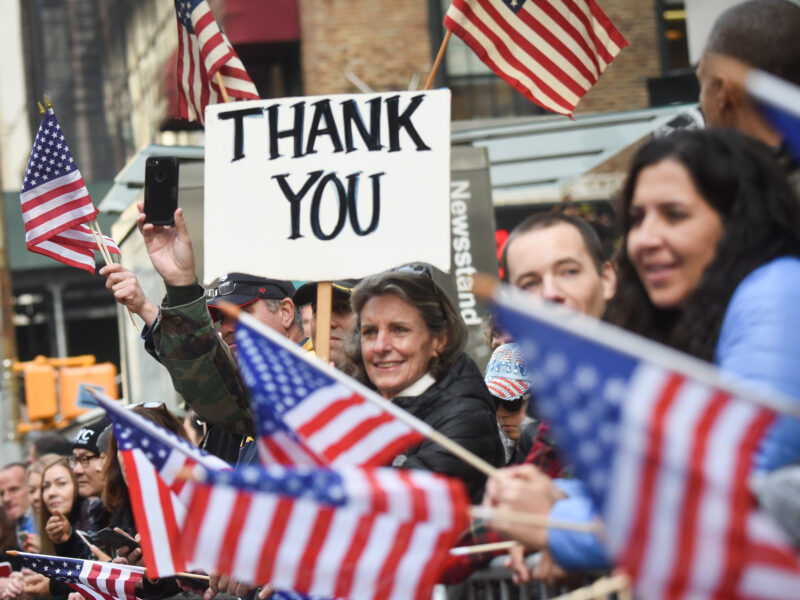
[144,156,179,225]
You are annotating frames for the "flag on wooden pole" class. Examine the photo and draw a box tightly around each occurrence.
[444,0,628,115]
[173,0,259,123]
[182,464,469,600]
[20,108,119,272]
[16,551,143,600]
[491,287,800,598]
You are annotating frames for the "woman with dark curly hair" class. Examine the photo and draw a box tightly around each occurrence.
[346,265,505,503]
[608,127,800,471]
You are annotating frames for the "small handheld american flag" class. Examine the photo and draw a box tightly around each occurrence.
[236,315,426,467]
[444,0,628,116]
[20,107,119,272]
[173,0,259,123]
[492,288,800,598]
[16,551,143,600]
[182,463,469,600]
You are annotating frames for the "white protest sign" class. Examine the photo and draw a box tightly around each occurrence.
[203,90,451,282]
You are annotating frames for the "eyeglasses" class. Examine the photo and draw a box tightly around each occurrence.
[392,263,446,315]
[129,401,167,410]
[492,393,529,413]
[206,280,278,300]
[68,454,100,469]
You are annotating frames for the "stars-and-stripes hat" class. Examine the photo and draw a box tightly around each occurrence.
[484,343,530,401]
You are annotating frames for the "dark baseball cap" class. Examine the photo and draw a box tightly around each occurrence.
[72,416,111,456]
[207,273,295,320]
[293,279,360,307]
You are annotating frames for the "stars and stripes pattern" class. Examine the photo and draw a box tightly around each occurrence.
[444,0,628,116]
[95,393,229,578]
[182,464,469,600]
[492,292,800,598]
[16,552,143,600]
[235,314,425,467]
[20,109,119,272]
[174,0,259,123]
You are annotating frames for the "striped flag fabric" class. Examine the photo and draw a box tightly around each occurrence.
[444,0,628,116]
[182,463,469,600]
[235,312,426,467]
[174,0,259,123]
[492,289,800,598]
[16,552,143,600]
[95,393,229,578]
[20,108,119,272]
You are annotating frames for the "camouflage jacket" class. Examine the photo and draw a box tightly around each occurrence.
[150,292,257,437]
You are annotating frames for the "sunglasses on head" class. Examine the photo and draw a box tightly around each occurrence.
[206,280,277,300]
[392,263,446,314]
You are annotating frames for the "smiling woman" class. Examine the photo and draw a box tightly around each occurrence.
[608,128,800,472]
[346,266,505,503]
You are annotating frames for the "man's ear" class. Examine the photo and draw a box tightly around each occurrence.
[281,298,296,330]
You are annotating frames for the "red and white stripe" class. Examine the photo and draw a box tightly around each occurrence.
[72,560,143,600]
[604,364,800,599]
[486,377,528,399]
[274,383,425,467]
[182,467,469,600]
[176,2,259,124]
[121,449,188,577]
[444,0,628,115]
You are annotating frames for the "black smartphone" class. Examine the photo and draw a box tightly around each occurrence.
[144,156,179,225]
[92,528,140,551]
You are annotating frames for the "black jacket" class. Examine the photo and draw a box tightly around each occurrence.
[392,353,505,503]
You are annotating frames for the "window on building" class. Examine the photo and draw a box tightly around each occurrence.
[429,0,544,120]
[657,0,689,73]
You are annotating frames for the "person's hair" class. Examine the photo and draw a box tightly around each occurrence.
[705,0,800,86]
[29,432,72,459]
[102,406,189,514]
[38,457,81,555]
[500,212,607,282]
[1,462,26,474]
[263,298,304,335]
[607,128,800,360]
[345,267,468,386]
[26,454,60,481]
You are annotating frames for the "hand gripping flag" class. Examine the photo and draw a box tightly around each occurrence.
[235,312,426,467]
[182,464,469,600]
[491,288,800,599]
[444,0,628,116]
[94,393,229,578]
[20,108,119,272]
[16,552,143,600]
[173,0,259,123]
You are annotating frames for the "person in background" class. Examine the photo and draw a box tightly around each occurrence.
[484,344,537,465]
[0,464,34,545]
[26,432,72,464]
[38,457,84,558]
[293,280,359,368]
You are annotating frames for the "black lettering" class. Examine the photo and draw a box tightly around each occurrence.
[272,170,324,239]
[217,108,263,161]
[306,99,344,155]
[310,173,348,240]
[266,101,306,159]
[347,171,383,236]
[385,94,431,152]
[341,98,382,152]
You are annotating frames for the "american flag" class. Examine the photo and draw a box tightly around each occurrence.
[16,552,143,600]
[20,108,119,272]
[492,292,800,598]
[94,392,229,578]
[444,0,628,116]
[182,463,469,600]
[174,0,259,123]
[235,313,425,467]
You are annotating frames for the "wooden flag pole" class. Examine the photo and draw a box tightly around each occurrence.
[315,282,333,363]
[424,30,452,90]
[468,506,603,534]
[214,72,231,103]
[449,540,519,555]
